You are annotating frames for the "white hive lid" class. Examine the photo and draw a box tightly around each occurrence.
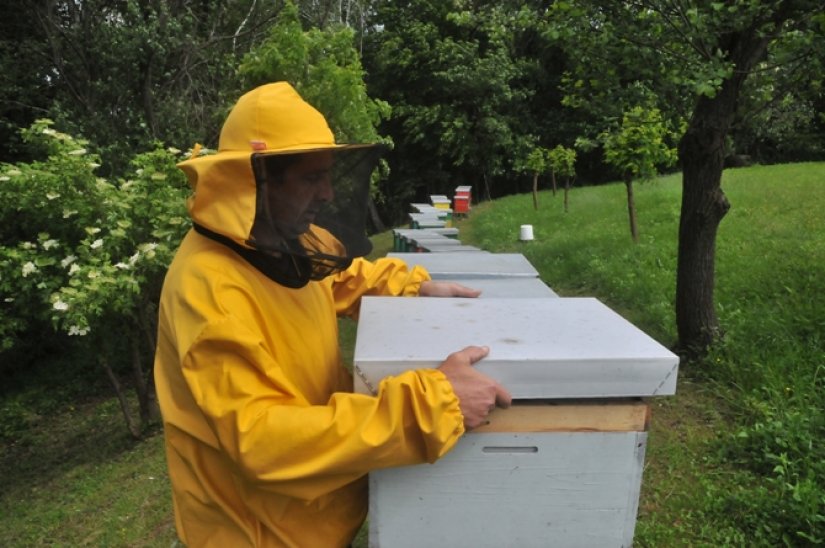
[438,277,559,298]
[387,252,539,278]
[353,297,678,399]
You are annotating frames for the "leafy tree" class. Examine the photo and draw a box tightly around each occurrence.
[295,0,374,38]
[732,64,825,163]
[548,0,825,356]
[547,144,577,213]
[9,0,283,177]
[0,120,191,437]
[513,144,578,212]
[513,146,551,210]
[364,1,540,218]
[0,0,54,165]
[601,106,677,242]
[238,1,390,148]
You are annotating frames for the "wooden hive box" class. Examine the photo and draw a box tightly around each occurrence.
[430,194,452,210]
[354,297,678,547]
[368,401,649,547]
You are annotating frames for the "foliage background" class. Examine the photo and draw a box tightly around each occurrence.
[2,163,823,545]
[1,0,824,544]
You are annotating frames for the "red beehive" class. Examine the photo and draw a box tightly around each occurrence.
[454,185,472,214]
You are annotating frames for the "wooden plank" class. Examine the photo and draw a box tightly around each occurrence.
[475,400,650,433]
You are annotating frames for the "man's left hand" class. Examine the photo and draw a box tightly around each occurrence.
[419,281,481,298]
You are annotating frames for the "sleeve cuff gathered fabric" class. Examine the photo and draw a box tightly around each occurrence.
[329,257,431,318]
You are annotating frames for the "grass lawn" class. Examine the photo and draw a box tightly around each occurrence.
[1,162,823,546]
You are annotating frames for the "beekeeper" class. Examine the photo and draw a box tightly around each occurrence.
[153,82,511,547]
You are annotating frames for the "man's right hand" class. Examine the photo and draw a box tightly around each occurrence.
[437,346,512,430]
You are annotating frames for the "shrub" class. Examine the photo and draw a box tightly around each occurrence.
[0,120,192,437]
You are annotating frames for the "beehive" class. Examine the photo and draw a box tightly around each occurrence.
[354,296,678,547]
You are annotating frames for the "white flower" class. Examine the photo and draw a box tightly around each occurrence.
[114,262,130,270]
[88,162,100,169]
[87,270,99,279]
[21,242,35,250]
[7,169,21,176]
[68,148,87,156]
[90,238,104,249]
[53,300,69,311]
[42,239,59,250]
[4,298,14,303]
[42,128,57,135]
[167,147,181,154]
[0,176,9,182]
[138,243,159,260]
[63,209,78,219]
[69,264,81,275]
[68,325,89,336]
[128,252,140,265]
[61,255,77,268]
[22,262,37,277]
[46,192,60,200]
[86,227,101,235]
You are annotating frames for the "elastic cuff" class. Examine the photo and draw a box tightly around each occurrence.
[426,369,465,441]
[404,265,432,296]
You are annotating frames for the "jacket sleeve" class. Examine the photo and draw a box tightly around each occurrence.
[329,256,431,318]
[181,316,464,502]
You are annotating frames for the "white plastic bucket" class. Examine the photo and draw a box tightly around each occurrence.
[519,224,534,241]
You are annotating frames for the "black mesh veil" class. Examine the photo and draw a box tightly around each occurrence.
[246,145,384,288]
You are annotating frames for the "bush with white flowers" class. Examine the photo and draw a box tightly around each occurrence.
[0,119,192,436]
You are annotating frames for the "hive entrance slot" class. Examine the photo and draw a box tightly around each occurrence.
[481,446,539,454]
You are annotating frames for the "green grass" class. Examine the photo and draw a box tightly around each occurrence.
[1,162,823,546]
[0,397,176,546]
[460,161,825,546]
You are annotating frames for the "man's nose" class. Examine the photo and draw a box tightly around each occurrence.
[315,176,334,202]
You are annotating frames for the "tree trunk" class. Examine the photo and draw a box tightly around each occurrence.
[675,24,771,359]
[624,173,638,242]
[532,172,539,210]
[483,172,492,202]
[367,195,385,233]
[137,304,160,424]
[130,334,158,427]
[676,117,731,357]
[550,169,557,196]
[100,355,142,439]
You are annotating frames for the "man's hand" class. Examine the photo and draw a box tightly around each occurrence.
[437,346,512,430]
[419,281,481,298]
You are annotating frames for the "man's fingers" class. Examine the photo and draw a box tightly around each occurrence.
[419,281,482,298]
[454,284,482,298]
[457,345,489,365]
[494,382,513,408]
[437,344,514,430]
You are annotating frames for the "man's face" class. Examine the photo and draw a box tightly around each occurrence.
[265,150,335,240]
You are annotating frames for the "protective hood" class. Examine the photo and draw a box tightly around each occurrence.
[177,82,383,288]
